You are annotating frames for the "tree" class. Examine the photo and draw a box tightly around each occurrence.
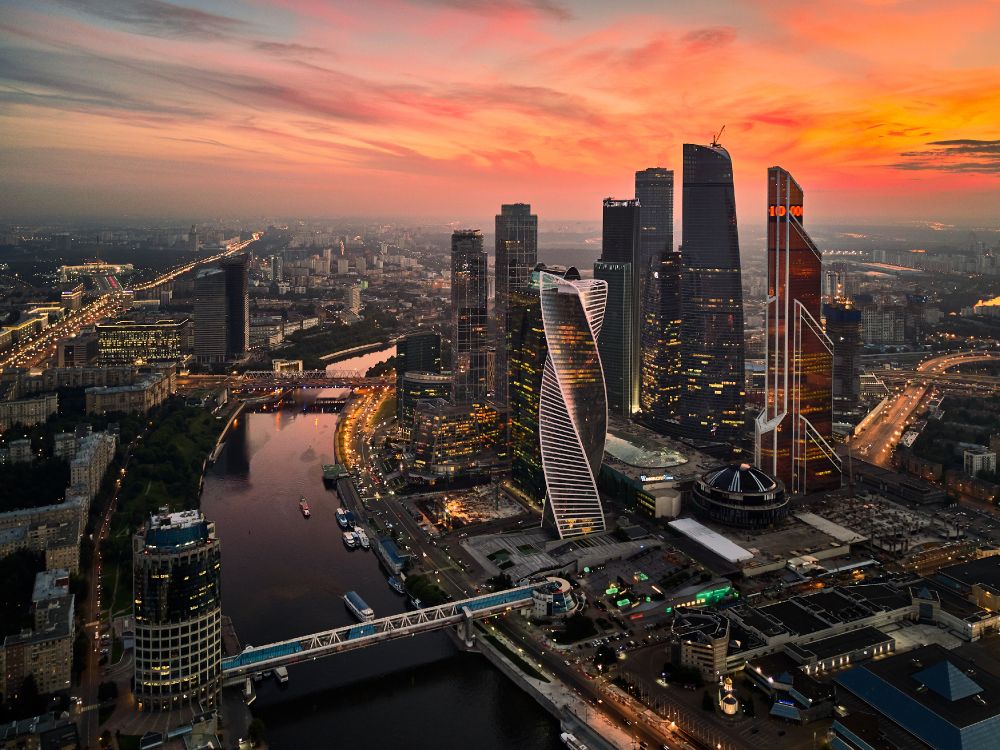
[248,717,266,747]
[594,645,617,669]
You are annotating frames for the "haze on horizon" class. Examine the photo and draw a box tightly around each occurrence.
[1,0,998,225]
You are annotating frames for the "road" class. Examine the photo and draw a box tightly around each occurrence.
[851,351,1000,467]
[0,234,260,371]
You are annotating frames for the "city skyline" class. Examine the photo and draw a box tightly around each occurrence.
[2,1,999,222]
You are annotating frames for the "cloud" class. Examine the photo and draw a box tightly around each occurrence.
[682,26,737,51]
[51,0,251,40]
[894,139,1000,173]
[408,0,572,20]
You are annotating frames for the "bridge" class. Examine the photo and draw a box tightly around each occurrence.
[220,585,538,685]
[237,369,392,387]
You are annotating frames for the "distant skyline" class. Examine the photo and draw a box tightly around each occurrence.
[1,0,999,222]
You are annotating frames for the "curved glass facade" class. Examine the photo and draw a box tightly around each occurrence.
[538,272,608,539]
[754,167,841,494]
[677,144,746,442]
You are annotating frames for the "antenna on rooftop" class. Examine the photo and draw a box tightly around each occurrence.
[711,125,726,147]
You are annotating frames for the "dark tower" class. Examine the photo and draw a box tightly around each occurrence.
[595,199,641,417]
[676,143,746,441]
[494,204,538,408]
[451,230,488,405]
[640,251,683,428]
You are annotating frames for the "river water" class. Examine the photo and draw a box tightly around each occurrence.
[200,388,562,750]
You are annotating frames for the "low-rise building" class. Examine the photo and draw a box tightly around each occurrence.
[85,370,173,415]
[56,333,98,367]
[69,432,117,500]
[1,570,74,696]
[96,318,192,365]
[0,711,79,749]
[0,392,58,431]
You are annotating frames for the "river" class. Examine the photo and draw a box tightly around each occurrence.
[324,343,395,375]
[200,389,563,750]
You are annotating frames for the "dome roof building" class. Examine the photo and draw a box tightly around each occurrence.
[691,463,788,529]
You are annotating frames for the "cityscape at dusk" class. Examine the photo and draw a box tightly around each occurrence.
[1,3,1000,750]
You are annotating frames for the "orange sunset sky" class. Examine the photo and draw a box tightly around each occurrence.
[1,0,998,223]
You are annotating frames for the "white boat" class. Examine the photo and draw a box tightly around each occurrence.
[274,666,288,684]
[355,528,370,549]
[560,733,589,750]
[343,532,359,549]
[344,590,374,622]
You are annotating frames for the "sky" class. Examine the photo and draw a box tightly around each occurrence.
[1,0,999,224]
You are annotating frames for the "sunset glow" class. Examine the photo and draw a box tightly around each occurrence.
[1,0,999,221]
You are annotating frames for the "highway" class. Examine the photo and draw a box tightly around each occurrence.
[851,351,1000,467]
[0,234,260,371]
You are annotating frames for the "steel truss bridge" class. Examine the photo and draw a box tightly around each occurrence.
[220,586,536,685]
[233,370,393,387]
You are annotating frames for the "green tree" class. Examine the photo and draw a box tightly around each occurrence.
[247,717,266,747]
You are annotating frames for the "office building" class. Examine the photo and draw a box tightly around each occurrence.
[396,332,441,384]
[538,270,608,539]
[56,332,98,367]
[964,448,996,478]
[96,318,192,365]
[194,255,249,364]
[635,168,675,269]
[755,167,840,494]
[509,264,551,506]
[639,251,683,429]
[824,302,863,421]
[676,142,746,442]
[494,204,538,408]
[451,231,488,405]
[133,509,222,712]
[60,283,83,311]
[408,399,502,480]
[398,371,452,437]
[85,369,173,415]
[595,199,641,417]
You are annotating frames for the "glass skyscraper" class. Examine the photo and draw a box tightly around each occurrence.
[754,167,841,494]
[639,251,683,429]
[451,230,488,405]
[396,330,442,422]
[538,270,608,539]
[635,168,674,271]
[676,143,746,441]
[494,204,538,408]
[595,199,640,417]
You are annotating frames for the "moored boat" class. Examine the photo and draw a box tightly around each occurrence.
[344,590,375,622]
[387,576,405,595]
[355,527,370,549]
[335,508,349,529]
[299,497,311,518]
[342,531,359,549]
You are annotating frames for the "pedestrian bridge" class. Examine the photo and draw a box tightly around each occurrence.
[220,586,536,685]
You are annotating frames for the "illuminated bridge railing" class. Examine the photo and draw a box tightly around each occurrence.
[221,586,536,679]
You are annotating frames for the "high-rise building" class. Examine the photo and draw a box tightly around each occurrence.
[133,509,221,712]
[676,143,746,441]
[639,252,683,429]
[595,199,641,417]
[635,168,674,270]
[396,331,442,401]
[494,204,538,408]
[538,270,608,539]
[508,264,551,505]
[755,167,841,494]
[194,256,249,363]
[824,302,863,422]
[451,231,488,405]
[188,225,199,253]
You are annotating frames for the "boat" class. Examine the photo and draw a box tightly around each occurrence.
[299,497,311,518]
[342,532,359,549]
[355,527,370,549]
[345,509,356,528]
[243,678,256,705]
[560,733,589,750]
[335,508,350,529]
[274,666,289,684]
[408,595,424,610]
[344,590,374,622]
[387,576,405,595]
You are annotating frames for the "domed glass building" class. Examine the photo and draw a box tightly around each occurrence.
[690,463,788,529]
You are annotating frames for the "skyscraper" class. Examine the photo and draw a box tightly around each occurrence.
[509,263,550,505]
[538,270,608,539]
[133,509,221,711]
[451,230,488,405]
[824,302,863,422]
[639,251,683,428]
[494,204,538,408]
[676,143,746,441]
[755,167,841,494]
[194,254,249,364]
[595,199,640,417]
[635,168,674,270]
[396,331,442,422]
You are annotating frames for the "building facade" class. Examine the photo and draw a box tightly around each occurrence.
[398,371,453,438]
[538,271,608,539]
[194,255,249,364]
[824,302,862,421]
[676,143,746,442]
[494,204,538,408]
[690,463,789,529]
[97,318,192,366]
[595,199,641,417]
[133,509,222,712]
[396,331,442,406]
[755,167,841,494]
[451,231,488,405]
[639,251,683,430]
